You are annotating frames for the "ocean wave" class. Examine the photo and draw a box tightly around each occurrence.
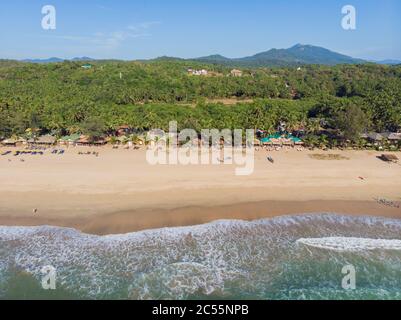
[296,237,401,252]
[1,213,401,299]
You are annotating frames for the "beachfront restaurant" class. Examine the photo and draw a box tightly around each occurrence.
[261,134,303,147]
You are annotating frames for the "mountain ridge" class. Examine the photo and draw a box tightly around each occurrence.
[194,44,365,66]
[17,44,400,67]
[22,56,95,64]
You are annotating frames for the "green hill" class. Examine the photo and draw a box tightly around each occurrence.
[195,44,365,67]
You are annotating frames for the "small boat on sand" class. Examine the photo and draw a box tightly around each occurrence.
[267,156,274,164]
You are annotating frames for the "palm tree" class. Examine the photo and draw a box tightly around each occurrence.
[303,135,319,148]
[109,136,118,145]
[306,118,321,135]
[284,112,300,133]
[317,134,329,149]
[129,134,143,145]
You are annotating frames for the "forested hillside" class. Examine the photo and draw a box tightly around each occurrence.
[195,44,365,67]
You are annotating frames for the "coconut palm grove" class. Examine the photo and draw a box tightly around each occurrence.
[0,59,400,149]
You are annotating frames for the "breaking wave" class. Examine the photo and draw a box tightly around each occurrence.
[1,214,401,300]
[296,237,401,252]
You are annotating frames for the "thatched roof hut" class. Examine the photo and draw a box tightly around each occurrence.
[1,138,17,146]
[1,137,26,146]
[33,135,57,145]
[367,133,384,142]
[387,133,401,141]
[77,135,106,146]
[77,136,90,145]
[93,139,107,145]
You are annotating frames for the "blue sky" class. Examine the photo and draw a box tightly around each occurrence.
[0,0,400,60]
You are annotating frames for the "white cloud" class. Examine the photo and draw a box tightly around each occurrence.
[41,22,161,51]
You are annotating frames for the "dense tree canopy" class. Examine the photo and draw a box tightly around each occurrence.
[0,59,400,142]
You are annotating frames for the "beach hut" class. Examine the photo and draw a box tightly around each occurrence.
[261,137,273,146]
[282,138,294,146]
[1,137,26,147]
[261,134,280,145]
[1,138,17,147]
[76,136,91,146]
[77,135,107,146]
[387,133,401,141]
[59,134,80,146]
[270,138,282,147]
[28,135,56,146]
[293,138,304,145]
[92,139,107,146]
[367,132,384,142]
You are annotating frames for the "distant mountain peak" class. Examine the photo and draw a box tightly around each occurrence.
[291,43,305,48]
[22,57,94,64]
[223,44,366,67]
[196,54,230,61]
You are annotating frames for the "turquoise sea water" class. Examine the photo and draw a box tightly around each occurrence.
[1,214,400,300]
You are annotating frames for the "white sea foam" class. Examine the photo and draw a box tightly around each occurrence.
[1,214,401,299]
[296,237,401,252]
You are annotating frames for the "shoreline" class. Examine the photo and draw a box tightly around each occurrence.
[1,199,400,235]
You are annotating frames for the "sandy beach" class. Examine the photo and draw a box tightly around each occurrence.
[0,146,400,235]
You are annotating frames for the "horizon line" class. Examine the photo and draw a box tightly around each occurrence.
[3,43,400,63]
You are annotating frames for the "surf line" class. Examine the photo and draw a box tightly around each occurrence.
[296,237,401,252]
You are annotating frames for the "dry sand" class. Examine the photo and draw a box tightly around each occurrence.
[0,146,400,234]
